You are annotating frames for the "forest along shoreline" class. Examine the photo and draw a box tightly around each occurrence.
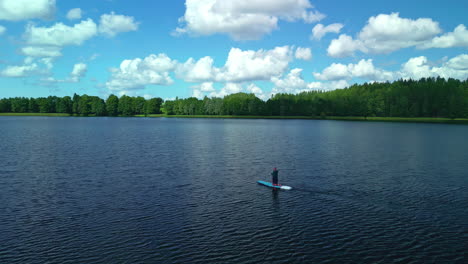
[1,77,467,125]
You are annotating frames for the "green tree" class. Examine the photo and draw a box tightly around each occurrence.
[10,97,29,112]
[145,98,163,114]
[0,98,11,112]
[72,93,81,115]
[133,96,146,115]
[163,100,174,114]
[37,97,53,113]
[90,96,106,116]
[106,94,119,116]
[77,94,91,116]
[56,96,72,113]
[28,98,39,112]
[118,95,134,116]
[47,96,58,113]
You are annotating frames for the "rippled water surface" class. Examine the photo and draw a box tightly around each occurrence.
[0,117,467,263]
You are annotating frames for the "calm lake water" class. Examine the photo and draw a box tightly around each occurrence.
[0,117,467,263]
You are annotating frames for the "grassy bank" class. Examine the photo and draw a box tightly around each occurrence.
[153,115,315,119]
[179,115,468,124]
[2,112,468,124]
[0,112,71,117]
[322,116,468,124]
[139,114,468,124]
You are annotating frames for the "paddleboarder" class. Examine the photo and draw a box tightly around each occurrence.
[271,167,279,186]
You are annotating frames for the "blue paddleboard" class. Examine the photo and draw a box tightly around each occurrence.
[257,180,292,190]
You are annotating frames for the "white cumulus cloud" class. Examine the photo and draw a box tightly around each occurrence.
[191,82,216,99]
[271,68,350,94]
[420,24,468,49]
[108,46,293,93]
[0,0,55,21]
[311,23,343,40]
[98,12,139,37]
[358,13,441,53]
[176,56,217,82]
[272,68,310,93]
[66,8,81,20]
[21,46,62,57]
[400,56,432,80]
[175,0,324,40]
[106,54,177,91]
[1,62,38,77]
[295,47,312,60]
[306,80,350,91]
[70,63,87,82]
[198,82,215,92]
[177,46,293,83]
[192,82,269,101]
[246,83,268,100]
[313,62,349,80]
[209,82,243,97]
[445,54,468,70]
[25,19,98,46]
[219,46,293,82]
[22,13,138,63]
[314,54,468,83]
[313,59,395,81]
[400,54,468,80]
[327,13,442,57]
[192,89,204,99]
[40,62,87,83]
[327,34,364,58]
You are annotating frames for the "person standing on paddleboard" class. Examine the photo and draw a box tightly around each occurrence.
[272,168,279,186]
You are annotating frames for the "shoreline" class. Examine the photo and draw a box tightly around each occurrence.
[2,112,468,124]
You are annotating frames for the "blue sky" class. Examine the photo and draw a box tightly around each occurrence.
[0,0,467,100]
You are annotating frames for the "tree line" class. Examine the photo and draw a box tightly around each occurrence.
[1,77,467,118]
[0,94,163,116]
[164,78,468,118]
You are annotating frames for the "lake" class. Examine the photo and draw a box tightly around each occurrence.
[0,117,467,263]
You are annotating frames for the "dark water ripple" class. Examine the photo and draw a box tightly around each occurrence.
[0,117,467,263]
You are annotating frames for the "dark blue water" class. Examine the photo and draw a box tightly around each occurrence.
[0,117,467,263]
